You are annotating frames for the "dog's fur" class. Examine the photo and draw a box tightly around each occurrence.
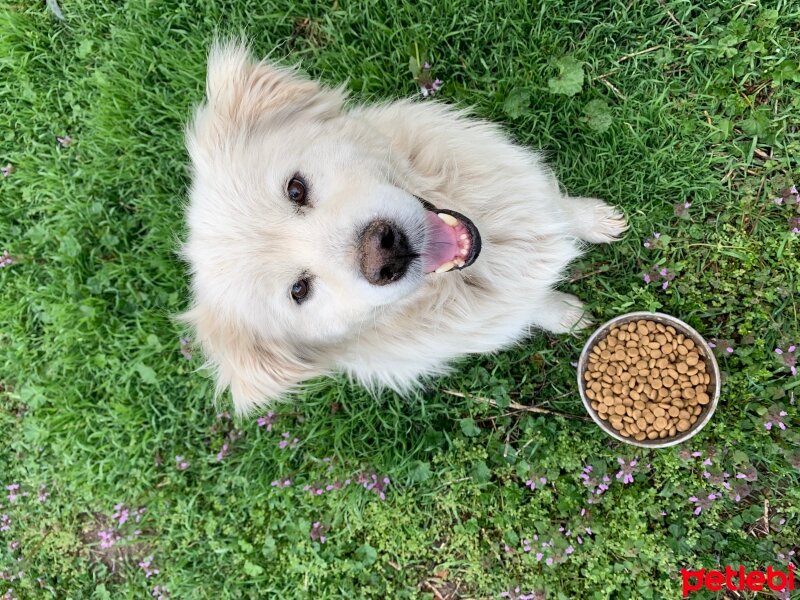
[182,41,628,414]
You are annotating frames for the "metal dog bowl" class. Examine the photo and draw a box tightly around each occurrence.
[577,312,721,449]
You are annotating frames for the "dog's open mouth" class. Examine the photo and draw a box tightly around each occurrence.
[417,199,482,274]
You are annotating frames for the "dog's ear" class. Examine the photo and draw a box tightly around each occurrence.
[181,304,324,415]
[198,39,346,129]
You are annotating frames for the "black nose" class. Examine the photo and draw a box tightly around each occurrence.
[359,220,413,285]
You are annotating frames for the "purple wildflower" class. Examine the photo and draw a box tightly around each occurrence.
[278,432,299,449]
[112,503,129,526]
[707,338,734,354]
[688,493,718,515]
[257,412,275,431]
[790,216,800,235]
[179,337,192,360]
[775,345,797,376]
[0,251,14,268]
[581,467,611,502]
[643,232,662,249]
[735,466,758,482]
[644,266,676,290]
[216,443,230,462]
[56,135,73,147]
[138,556,160,578]
[774,185,799,205]
[1,164,14,177]
[416,62,444,98]
[5,484,20,503]
[0,514,10,532]
[729,482,751,503]
[357,472,391,500]
[310,521,328,544]
[37,485,49,503]
[500,587,544,600]
[271,479,292,488]
[98,529,117,549]
[152,586,169,600]
[674,200,692,218]
[175,455,190,471]
[525,476,547,491]
[763,406,789,431]
[615,458,638,484]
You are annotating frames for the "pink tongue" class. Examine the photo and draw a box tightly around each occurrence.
[423,211,459,273]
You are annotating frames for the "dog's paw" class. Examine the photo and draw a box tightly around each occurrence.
[536,292,593,335]
[566,197,629,244]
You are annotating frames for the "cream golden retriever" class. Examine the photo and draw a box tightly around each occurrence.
[182,41,628,414]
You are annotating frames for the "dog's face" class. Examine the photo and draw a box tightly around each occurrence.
[183,43,480,412]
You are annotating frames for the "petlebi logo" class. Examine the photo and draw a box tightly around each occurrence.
[681,565,795,596]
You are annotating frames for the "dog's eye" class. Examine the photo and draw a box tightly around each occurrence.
[287,177,307,206]
[291,278,310,303]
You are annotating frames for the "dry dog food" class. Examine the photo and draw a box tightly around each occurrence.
[583,319,712,442]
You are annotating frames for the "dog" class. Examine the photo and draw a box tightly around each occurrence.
[181,41,628,414]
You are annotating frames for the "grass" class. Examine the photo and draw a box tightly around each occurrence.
[1,0,799,598]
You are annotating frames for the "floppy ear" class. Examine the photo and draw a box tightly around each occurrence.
[181,304,325,415]
[191,40,346,137]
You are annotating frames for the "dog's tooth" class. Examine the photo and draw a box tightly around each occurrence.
[459,233,468,240]
[437,213,459,227]
[460,248,468,256]
[434,260,456,273]
[454,258,465,267]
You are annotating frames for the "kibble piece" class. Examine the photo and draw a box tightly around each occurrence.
[614,405,626,416]
[676,419,691,432]
[668,406,680,418]
[696,393,710,405]
[654,417,668,430]
[676,362,689,374]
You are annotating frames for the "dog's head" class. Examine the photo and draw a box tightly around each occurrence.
[182,42,480,413]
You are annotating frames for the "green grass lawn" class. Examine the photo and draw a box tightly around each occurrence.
[1,0,799,598]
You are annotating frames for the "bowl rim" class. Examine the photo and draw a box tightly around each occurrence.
[577,311,721,449]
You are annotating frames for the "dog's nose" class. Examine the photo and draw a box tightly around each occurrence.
[359,220,413,285]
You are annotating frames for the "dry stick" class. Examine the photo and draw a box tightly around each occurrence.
[442,389,592,422]
[618,45,664,62]
[421,581,445,600]
[657,0,682,28]
[598,76,626,101]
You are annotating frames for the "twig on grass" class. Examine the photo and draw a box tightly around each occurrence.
[618,45,664,62]
[597,76,626,101]
[442,389,592,422]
